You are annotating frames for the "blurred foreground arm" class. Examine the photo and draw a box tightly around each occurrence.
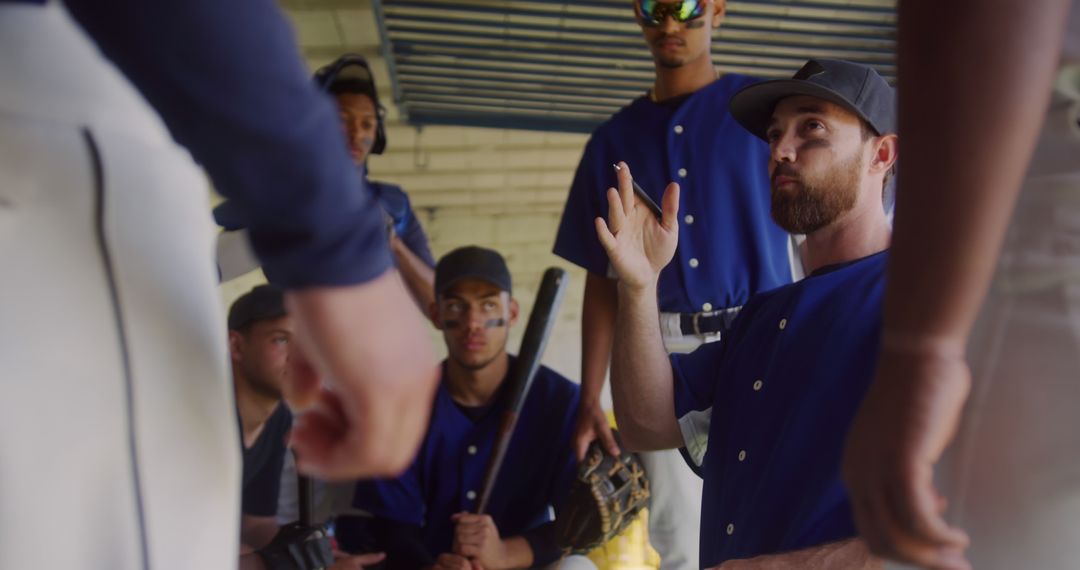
[64,0,439,477]
[842,1,1071,568]
[285,272,438,479]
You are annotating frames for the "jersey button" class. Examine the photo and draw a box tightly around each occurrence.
[677,168,688,178]
[466,490,477,501]
[738,450,747,462]
[779,318,788,330]
[674,124,684,134]
[689,258,699,268]
[684,214,695,225]
[726,523,735,535]
[702,302,713,312]
[753,379,763,391]
[467,445,477,455]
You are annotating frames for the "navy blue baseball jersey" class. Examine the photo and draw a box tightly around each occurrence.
[240,403,292,517]
[670,251,887,567]
[554,75,793,313]
[370,178,435,267]
[349,358,579,567]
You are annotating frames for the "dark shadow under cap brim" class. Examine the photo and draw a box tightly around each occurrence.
[729,79,883,141]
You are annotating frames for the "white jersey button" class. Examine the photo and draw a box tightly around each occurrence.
[466,490,477,500]
[726,523,735,535]
[738,450,747,462]
[689,258,699,268]
[467,445,477,455]
[678,168,688,178]
[684,214,695,224]
[753,379,763,391]
[702,302,713,312]
[674,125,684,134]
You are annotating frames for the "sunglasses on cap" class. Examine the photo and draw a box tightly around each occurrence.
[636,0,707,26]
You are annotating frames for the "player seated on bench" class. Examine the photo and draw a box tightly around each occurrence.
[336,246,593,570]
[229,285,382,570]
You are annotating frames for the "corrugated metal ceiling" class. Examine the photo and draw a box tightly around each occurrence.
[375,0,896,132]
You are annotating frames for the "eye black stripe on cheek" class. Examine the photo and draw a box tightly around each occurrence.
[799,139,831,151]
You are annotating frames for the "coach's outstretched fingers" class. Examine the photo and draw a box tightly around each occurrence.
[594,161,680,292]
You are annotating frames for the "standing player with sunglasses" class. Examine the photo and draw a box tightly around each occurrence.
[553,1,796,568]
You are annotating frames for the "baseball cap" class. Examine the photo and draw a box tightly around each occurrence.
[228,284,287,331]
[314,54,379,100]
[435,246,512,296]
[729,58,896,141]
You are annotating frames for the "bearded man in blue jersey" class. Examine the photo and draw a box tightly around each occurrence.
[603,59,897,569]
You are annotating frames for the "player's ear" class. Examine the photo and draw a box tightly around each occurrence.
[509,297,520,326]
[428,300,442,330]
[870,133,899,175]
[712,0,727,28]
[227,330,244,363]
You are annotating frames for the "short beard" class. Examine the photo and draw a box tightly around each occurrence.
[771,152,861,234]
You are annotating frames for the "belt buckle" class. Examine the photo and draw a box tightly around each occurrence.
[692,311,708,336]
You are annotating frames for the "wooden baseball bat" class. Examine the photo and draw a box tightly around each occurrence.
[476,267,569,514]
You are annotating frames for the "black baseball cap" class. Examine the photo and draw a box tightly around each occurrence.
[435,246,512,296]
[312,54,388,155]
[314,54,378,97]
[729,58,896,141]
[228,284,287,331]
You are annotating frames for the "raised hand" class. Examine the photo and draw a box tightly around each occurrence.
[594,161,680,292]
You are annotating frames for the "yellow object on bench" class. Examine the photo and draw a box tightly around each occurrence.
[585,411,660,570]
[585,506,660,570]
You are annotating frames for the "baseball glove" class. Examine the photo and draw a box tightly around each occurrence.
[553,432,651,555]
[256,522,335,570]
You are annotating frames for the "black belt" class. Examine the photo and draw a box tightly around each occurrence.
[679,307,741,336]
